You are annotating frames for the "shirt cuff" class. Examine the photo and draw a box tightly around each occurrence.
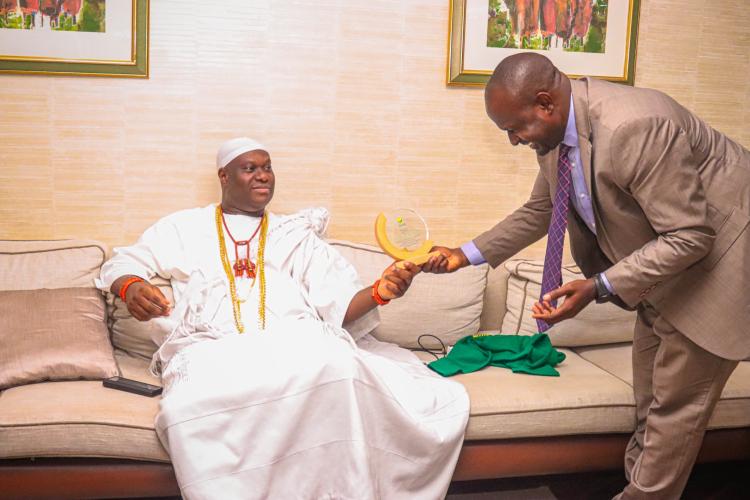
[96,263,152,293]
[460,242,487,266]
[345,307,380,342]
[600,273,617,296]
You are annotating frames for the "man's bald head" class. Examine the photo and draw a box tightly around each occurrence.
[486,53,562,104]
[483,53,571,156]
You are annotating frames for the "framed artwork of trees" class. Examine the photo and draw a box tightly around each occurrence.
[447,0,640,86]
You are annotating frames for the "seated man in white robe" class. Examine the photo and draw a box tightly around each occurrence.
[98,137,470,500]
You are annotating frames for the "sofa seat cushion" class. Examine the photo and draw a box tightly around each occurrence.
[417,345,636,440]
[575,344,750,430]
[0,351,167,462]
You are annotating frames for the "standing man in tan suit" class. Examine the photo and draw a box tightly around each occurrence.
[424,53,749,499]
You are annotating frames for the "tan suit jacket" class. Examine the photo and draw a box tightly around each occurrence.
[475,77,750,360]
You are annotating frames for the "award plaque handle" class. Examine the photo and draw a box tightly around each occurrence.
[374,212,440,268]
[394,250,441,269]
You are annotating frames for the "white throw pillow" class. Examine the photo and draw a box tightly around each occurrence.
[501,259,635,346]
[330,240,488,348]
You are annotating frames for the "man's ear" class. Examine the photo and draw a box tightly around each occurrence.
[217,167,228,185]
[535,91,555,114]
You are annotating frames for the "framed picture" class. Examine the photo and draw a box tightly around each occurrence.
[0,0,149,78]
[447,0,640,86]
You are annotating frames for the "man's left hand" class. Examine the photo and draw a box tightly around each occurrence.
[531,278,596,325]
[377,261,421,301]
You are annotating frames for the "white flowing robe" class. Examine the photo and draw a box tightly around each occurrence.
[99,205,469,500]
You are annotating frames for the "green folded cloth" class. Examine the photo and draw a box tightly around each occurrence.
[428,333,566,377]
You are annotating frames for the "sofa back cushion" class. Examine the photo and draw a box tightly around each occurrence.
[479,263,510,331]
[107,277,174,360]
[0,240,108,290]
[329,240,488,348]
[0,240,118,389]
[501,259,636,346]
[107,239,490,357]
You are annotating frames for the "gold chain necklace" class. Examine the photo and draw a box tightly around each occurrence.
[215,205,267,333]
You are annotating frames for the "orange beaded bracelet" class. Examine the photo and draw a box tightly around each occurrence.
[371,279,390,306]
[119,276,144,302]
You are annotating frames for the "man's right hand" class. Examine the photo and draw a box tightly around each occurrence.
[114,277,172,321]
[421,246,469,274]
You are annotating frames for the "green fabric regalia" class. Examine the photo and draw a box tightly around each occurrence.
[428,333,566,377]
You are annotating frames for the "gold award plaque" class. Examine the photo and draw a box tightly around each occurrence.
[375,209,440,268]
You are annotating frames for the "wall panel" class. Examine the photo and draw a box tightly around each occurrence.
[1,0,748,263]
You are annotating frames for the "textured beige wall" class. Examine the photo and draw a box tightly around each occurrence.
[1,0,749,260]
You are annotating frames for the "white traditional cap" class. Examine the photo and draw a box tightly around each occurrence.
[216,137,267,170]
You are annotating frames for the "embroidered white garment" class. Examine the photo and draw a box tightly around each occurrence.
[98,205,469,500]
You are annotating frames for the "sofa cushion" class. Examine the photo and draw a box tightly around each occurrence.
[329,240,488,348]
[0,239,107,291]
[574,344,750,430]
[0,240,118,389]
[107,276,175,360]
[478,263,510,331]
[415,348,636,439]
[0,288,118,389]
[107,239,489,356]
[0,350,168,462]
[501,259,636,346]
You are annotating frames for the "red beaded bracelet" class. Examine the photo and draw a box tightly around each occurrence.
[371,279,390,306]
[119,276,144,302]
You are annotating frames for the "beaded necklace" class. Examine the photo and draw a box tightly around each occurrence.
[221,208,263,278]
[215,205,267,333]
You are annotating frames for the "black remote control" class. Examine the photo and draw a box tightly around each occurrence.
[102,376,163,397]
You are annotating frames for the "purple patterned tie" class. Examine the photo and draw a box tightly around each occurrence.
[537,144,573,333]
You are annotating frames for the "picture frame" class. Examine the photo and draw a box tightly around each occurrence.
[0,0,149,78]
[447,0,640,87]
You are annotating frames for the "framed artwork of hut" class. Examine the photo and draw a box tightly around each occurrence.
[0,0,149,78]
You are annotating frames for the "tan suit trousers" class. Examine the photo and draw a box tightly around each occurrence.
[614,304,738,499]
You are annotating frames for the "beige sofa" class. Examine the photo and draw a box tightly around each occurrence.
[1,239,749,499]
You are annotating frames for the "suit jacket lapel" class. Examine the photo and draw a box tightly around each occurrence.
[568,78,616,262]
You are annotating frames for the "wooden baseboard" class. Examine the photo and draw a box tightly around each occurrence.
[0,459,179,500]
[2,428,748,499]
[452,433,630,481]
[453,427,750,481]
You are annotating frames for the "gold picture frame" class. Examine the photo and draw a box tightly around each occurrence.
[447,0,640,87]
[0,0,149,78]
